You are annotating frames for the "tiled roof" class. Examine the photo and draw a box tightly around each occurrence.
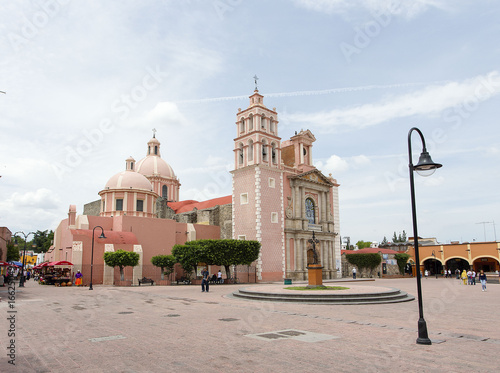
[342,248,404,255]
[172,195,232,214]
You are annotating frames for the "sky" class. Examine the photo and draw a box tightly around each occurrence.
[1,0,499,245]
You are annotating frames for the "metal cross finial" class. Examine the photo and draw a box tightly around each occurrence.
[253,75,259,90]
[152,128,157,138]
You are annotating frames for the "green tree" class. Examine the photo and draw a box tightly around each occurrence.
[392,232,398,243]
[345,253,382,277]
[151,255,176,280]
[355,240,371,250]
[401,230,407,242]
[172,242,204,278]
[103,250,139,281]
[394,253,411,275]
[6,242,19,262]
[172,239,261,280]
[32,230,54,253]
[381,236,388,246]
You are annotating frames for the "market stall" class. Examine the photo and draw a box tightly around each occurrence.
[38,261,74,286]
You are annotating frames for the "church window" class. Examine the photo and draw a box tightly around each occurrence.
[162,185,168,198]
[240,118,245,133]
[130,162,134,170]
[269,178,275,188]
[240,193,248,204]
[238,235,246,240]
[116,199,123,211]
[270,117,275,133]
[303,147,307,156]
[262,139,268,162]
[239,143,244,164]
[305,198,315,224]
[148,146,151,155]
[136,200,144,212]
[271,212,278,223]
[261,115,266,129]
[248,140,254,161]
[155,146,158,155]
[102,200,105,212]
[249,115,254,131]
[271,143,277,164]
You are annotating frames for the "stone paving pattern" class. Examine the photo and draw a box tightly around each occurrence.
[0,277,499,372]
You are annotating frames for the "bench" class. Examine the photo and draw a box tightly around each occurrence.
[138,277,154,286]
[176,277,191,285]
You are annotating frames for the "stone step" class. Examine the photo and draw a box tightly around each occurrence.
[232,288,415,305]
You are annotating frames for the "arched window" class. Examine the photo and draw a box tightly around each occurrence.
[271,143,277,164]
[248,139,254,161]
[155,146,158,155]
[249,115,254,131]
[162,185,168,198]
[240,118,245,133]
[262,139,268,162]
[261,115,266,129]
[148,146,151,155]
[305,198,315,224]
[239,143,244,164]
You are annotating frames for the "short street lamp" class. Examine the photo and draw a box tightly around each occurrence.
[89,226,106,291]
[408,127,442,345]
[431,250,438,279]
[14,231,35,288]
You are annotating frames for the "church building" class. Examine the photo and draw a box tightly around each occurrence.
[46,88,341,284]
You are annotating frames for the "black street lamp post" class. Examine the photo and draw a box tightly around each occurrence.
[408,127,442,345]
[89,226,106,290]
[431,250,438,279]
[13,231,35,288]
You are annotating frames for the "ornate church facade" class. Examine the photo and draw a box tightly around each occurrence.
[48,88,341,284]
[231,90,341,281]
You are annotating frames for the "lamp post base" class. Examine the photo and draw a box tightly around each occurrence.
[416,318,432,345]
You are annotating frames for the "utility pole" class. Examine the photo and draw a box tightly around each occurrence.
[476,221,493,241]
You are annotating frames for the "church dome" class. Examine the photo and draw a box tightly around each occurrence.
[104,170,153,191]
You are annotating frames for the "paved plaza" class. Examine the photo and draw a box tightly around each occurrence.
[0,277,499,373]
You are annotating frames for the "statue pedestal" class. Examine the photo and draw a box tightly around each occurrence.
[307,264,326,288]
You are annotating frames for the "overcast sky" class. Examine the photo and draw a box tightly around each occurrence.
[1,1,499,245]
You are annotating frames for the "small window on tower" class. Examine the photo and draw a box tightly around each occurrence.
[240,193,248,204]
[271,212,278,223]
[155,146,158,155]
[269,178,275,188]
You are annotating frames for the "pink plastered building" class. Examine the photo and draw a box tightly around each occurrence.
[47,88,341,284]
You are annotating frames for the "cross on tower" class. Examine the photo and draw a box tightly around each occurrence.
[253,75,259,90]
[152,128,157,138]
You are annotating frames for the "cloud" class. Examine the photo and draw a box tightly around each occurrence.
[293,0,450,20]
[145,102,187,127]
[316,154,371,174]
[284,71,500,132]
[3,188,61,209]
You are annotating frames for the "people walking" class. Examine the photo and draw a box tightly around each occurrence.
[472,270,476,285]
[201,267,210,292]
[217,270,223,284]
[352,267,357,279]
[478,270,487,291]
[461,269,467,285]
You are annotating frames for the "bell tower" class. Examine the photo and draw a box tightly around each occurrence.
[231,83,285,282]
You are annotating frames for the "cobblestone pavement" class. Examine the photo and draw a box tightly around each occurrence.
[0,277,498,373]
